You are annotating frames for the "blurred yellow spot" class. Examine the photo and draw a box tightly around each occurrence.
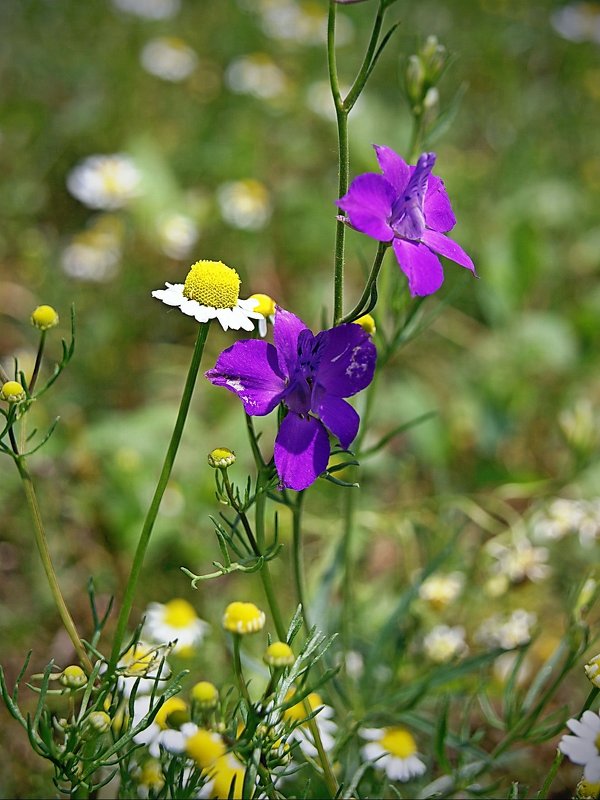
[379,727,417,758]
[163,598,198,629]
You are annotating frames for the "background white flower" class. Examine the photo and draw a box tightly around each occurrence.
[360,727,426,782]
[67,154,142,210]
[559,710,600,781]
[216,179,272,230]
[143,598,209,654]
[423,624,468,663]
[112,0,180,20]
[140,37,198,82]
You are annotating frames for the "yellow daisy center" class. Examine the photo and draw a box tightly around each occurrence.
[210,755,245,800]
[185,729,226,769]
[284,691,322,724]
[120,643,159,676]
[154,697,188,730]
[222,601,265,634]
[183,260,240,309]
[137,759,165,791]
[249,293,276,317]
[379,727,417,759]
[163,598,198,629]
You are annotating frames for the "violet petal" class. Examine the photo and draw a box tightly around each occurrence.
[373,144,410,194]
[337,173,396,243]
[205,340,286,416]
[392,238,445,296]
[273,307,310,378]
[313,324,377,398]
[422,229,476,274]
[274,413,330,491]
[314,393,360,450]
[424,175,456,233]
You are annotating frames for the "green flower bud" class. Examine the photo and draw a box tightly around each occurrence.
[59,665,87,689]
[208,447,236,469]
[405,54,426,106]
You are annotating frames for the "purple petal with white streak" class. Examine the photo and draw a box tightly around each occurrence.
[392,238,445,297]
[274,413,330,491]
[337,173,396,243]
[314,324,377,397]
[273,307,310,378]
[422,229,476,274]
[313,393,359,449]
[205,340,286,416]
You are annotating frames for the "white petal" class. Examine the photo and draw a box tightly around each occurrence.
[362,742,385,761]
[584,757,600,782]
[360,728,384,741]
[258,316,267,337]
[193,305,213,323]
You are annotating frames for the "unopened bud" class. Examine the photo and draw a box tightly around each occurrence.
[31,305,59,331]
[86,711,111,734]
[1,381,25,403]
[422,87,440,128]
[208,447,236,469]
[191,680,219,710]
[421,36,448,84]
[59,665,87,689]
[405,54,426,106]
[264,641,295,667]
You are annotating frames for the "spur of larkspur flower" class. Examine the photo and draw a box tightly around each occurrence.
[152,260,263,331]
[560,710,600,782]
[337,145,475,296]
[205,307,376,490]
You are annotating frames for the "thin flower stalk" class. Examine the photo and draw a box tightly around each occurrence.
[108,321,210,673]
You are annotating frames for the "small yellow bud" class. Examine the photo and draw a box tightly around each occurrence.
[263,642,295,667]
[1,381,26,403]
[223,601,266,634]
[585,654,600,688]
[353,314,376,335]
[59,665,87,689]
[249,293,276,318]
[31,305,59,331]
[208,447,236,469]
[191,680,219,710]
[86,711,111,734]
[577,779,600,800]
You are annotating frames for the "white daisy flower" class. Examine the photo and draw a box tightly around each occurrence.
[152,260,263,332]
[142,598,209,655]
[131,758,165,799]
[283,691,337,760]
[157,212,199,259]
[197,753,246,799]
[132,695,197,757]
[418,572,464,610]
[61,215,123,282]
[360,727,426,783]
[116,640,172,698]
[216,179,272,231]
[559,710,600,782]
[226,53,287,100]
[248,293,276,337]
[475,609,537,650]
[112,0,180,20]
[486,535,550,583]
[140,37,198,82]
[422,624,468,664]
[67,154,142,210]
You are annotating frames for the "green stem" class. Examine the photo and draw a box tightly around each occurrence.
[340,242,388,324]
[15,456,93,673]
[291,491,309,632]
[255,484,287,641]
[232,635,251,706]
[221,469,260,556]
[344,1,385,111]
[340,485,356,653]
[108,322,210,673]
[29,330,47,394]
[303,698,340,798]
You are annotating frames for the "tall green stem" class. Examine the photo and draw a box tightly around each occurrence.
[108,322,210,672]
[340,242,388,324]
[15,456,93,672]
[291,491,309,631]
[254,483,287,641]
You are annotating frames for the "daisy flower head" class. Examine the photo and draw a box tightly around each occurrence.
[248,293,276,337]
[116,640,172,698]
[422,624,468,664]
[559,710,600,782]
[66,154,142,210]
[132,695,196,757]
[140,37,198,82]
[217,178,272,230]
[337,145,475,297]
[418,571,464,610]
[222,601,266,634]
[283,690,337,760]
[152,260,263,331]
[486,535,550,584]
[142,598,209,655]
[198,753,246,800]
[360,726,426,782]
[131,758,165,799]
[157,212,199,260]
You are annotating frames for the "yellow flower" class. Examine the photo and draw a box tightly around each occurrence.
[1,381,25,403]
[222,601,266,634]
[263,642,294,667]
[31,305,59,331]
[185,728,226,769]
[207,754,246,799]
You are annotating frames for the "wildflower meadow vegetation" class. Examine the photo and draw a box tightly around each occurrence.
[2,1,600,798]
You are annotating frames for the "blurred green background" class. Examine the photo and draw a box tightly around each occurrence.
[1,0,600,795]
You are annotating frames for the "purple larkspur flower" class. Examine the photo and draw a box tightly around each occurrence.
[205,308,376,491]
[337,145,476,297]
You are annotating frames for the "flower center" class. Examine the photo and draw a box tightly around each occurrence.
[183,260,240,309]
[154,697,188,730]
[379,728,417,758]
[163,598,198,628]
[186,729,226,768]
[284,691,323,725]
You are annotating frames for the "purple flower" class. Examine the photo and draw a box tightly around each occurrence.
[337,145,476,297]
[205,308,376,491]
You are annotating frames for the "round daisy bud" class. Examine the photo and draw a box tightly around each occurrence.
[585,653,600,688]
[192,681,219,710]
[263,642,295,668]
[1,381,25,403]
[59,665,87,689]
[86,711,111,734]
[248,293,276,318]
[353,313,376,335]
[223,601,265,634]
[208,447,236,469]
[31,305,59,331]
[576,779,600,799]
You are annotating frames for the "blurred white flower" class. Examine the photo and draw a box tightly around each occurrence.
[132,695,197,757]
[486,535,550,583]
[217,179,272,230]
[360,727,426,782]
[157,213,199,259]
[283,691,336,760]
[140,37,198,82]
[142,598,209,655]
[551,3,600,44]
[418,572,464,610]
[559,398,597,451]
[423,624,467,663]
[559,710,600,782]
[475,609,537,650]
[531,498,600,546]
[112,0,181,20]
[61,215,123,282]
[226,53,287,100]
[258,0,353,46]
[67,154,142,210]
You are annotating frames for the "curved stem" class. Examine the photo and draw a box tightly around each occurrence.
[108,322,210,673]
[255,483,287,641]
[232,635,251,706]
[303,699,340,798]
[29,331,47,394]
[340,242,388,324]
[15,456,93,672]
[344,1,385,111]
[291,491,309,632]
